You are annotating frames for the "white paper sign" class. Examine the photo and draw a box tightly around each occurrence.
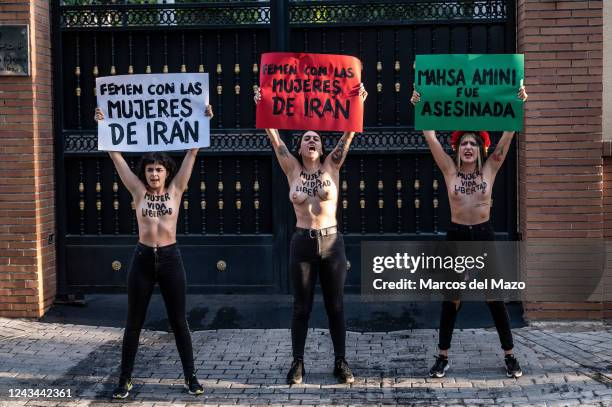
[96,73,210,152]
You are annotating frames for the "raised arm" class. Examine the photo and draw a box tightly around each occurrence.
[484,84,528,175]
[484,130,515,175]
[327,131,354,169]
[171,105,214,193]
[254,86,299,176]
[410,90,456,177]
[326,83,367,169]
[108,151,145,195]
[423,130,456,177]
[95,108,144,195]
[172,148,198,193]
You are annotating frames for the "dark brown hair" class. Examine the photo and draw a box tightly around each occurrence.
[137,152,177,188]
[294,131,327,166]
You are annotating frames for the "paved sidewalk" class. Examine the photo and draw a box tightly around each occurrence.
[0,318,610,406]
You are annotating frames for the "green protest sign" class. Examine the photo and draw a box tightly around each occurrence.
[414,54,524,131]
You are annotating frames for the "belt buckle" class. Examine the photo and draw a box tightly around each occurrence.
[308,229,317,238]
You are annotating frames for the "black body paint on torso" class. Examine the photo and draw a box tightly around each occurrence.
[295,170,331,197]
[142,192,174,217]
[454,171,488,195]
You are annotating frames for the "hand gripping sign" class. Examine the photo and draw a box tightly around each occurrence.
[96,73,210,152]
[414,54,524,132]
[256,52,364,132]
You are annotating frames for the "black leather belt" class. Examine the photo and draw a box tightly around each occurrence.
[295,225,338,238]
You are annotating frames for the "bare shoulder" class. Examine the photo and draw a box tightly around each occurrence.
[166,182,184,199]
[481,160,498,180]
[321,159,339,176]
[287,165,303,183]
[132,186,146,201]
[442,163,458,180]
[130,185,147,209]
[129,181,147,197]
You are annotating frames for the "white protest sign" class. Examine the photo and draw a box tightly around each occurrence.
[96,73,209,152]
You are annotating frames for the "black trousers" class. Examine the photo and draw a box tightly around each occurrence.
[119,243,195,380]
[290,230,348,359]
[438,221,514,351]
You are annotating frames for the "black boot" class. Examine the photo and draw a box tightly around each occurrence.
[333,357,354,384]
[286,358,305,384]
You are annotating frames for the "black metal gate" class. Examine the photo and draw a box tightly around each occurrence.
[53,0,517,295]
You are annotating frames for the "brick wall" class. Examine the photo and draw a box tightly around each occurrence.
[518,0,605,319]
[0,0,56,317]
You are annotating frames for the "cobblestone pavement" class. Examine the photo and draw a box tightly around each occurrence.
[0,318,610,406]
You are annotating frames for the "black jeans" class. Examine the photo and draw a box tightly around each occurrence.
[119,243,195,380]
[438,221,514,351]
[290,229,348,359]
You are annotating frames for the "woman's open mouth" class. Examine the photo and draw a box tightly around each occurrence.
[308,145,316,152]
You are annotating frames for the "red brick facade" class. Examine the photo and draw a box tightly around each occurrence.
[518,0,606,319]
[0,0,55,317]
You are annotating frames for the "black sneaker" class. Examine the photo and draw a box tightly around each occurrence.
[429,355,449,378]
[333,358,355,384]
[504,354,523,378]
[184,374,204,395]
[112,377,132,399]
[286,358,305,384]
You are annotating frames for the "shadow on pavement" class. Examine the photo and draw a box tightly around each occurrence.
[41,294,525,331]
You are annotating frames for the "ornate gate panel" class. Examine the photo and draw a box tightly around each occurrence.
[53,1,516,294]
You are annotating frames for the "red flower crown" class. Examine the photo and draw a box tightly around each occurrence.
[450,131,491,151]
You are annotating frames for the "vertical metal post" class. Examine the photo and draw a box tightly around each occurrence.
[506,0,519,239]
[52,0,68,298]
[269,0,291,292]
[270,0,289,52]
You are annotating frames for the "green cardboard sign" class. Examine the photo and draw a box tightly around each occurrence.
[414,54,524,131]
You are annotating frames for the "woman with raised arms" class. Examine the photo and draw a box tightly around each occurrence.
[254,83,367,385]
[411,84,527,379]
[95,105,213,398]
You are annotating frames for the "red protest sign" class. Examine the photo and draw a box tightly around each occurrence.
[256,52,363,132]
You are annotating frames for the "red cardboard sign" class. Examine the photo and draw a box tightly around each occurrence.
[256,52,363,132]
